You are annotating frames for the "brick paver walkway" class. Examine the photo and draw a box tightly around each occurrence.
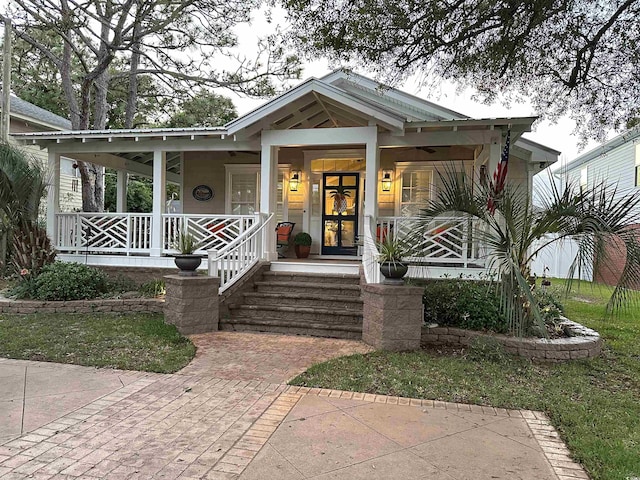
[0,332,589,480]
[0,333,370,479]
[180,332,372,382]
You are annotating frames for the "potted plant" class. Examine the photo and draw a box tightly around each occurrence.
[173,230,202,276]
[378,236,411,285]
[293,232,312,258]
[329,186,351,214]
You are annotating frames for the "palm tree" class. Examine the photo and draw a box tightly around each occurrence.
[0,142,56,274]
[415,167,640,336]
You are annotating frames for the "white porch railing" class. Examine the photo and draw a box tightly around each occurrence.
[54,213,152,254]
[376,216,485,268]
[162,214,258,255]
[362,215,487,284]
[208,213,273,293]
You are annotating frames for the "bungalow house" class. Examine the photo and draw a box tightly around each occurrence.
[14,70,560,301]
[0,88,82,212]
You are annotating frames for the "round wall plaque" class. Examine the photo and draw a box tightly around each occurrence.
[192,184,214,201]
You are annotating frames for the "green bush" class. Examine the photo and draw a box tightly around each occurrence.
[31,262,109,301]
[139,279,165,297]
[293,232,312,246]
[532,287,564,322]
[106,274,137,294]
[424,280,566,335]
[423,280,508,333]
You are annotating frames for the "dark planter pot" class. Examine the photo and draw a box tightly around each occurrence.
[380,261,408,285]
[174,254,202,276]
[294,245,311,259]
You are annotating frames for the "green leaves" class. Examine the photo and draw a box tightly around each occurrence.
[415,166,640,335]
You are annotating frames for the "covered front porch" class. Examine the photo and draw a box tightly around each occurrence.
[17,71,559,292]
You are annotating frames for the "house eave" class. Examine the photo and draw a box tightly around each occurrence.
[562,125,640,172]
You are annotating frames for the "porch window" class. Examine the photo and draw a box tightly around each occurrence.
[395,164,433,217]
[225,164,289,218]
[230,171,259,215]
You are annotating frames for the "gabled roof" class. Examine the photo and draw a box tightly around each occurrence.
[12,70,560,165]
[0,87,71,130]
[321,69,468,121]
[225,77,408,134]
[562,125,640,172]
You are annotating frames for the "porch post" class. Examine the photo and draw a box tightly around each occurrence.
[151,150,166,257]
[487,135,502,177]
[116,170,127,213]
[46,150,60,241]
[260,143,278,261]
[364,133,380,219]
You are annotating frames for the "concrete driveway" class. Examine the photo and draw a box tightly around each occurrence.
[0,332,588,480]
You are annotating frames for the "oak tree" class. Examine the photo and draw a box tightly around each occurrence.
[3,0,300,211]
[284,0,640,141]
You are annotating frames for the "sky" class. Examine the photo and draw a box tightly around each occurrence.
[0,1,607,167]
[227,7,604,169]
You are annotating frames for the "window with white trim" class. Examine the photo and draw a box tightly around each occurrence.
[580,166,588,189]
[225,165,289,218]
[395,163,433,217]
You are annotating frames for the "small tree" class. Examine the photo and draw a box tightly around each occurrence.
[416,167,640,335]
[0,143,56,275]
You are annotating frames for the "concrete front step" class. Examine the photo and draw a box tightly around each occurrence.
[227,304,363,325]
[219,317,362,340]
[254,281,361,297]
[261,271,361,285]
[242,292,362,310]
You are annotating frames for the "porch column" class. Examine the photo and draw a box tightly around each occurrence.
[364,137,380,219]
[46,151,60,241]
[116,170,127,213]
[260,144,278,261]
[151,150,166,257]
[487,135,502,178]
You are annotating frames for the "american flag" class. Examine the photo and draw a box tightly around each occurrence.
[487,129,511,215]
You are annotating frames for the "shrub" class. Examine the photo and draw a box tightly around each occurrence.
[293,232,312,246]
[532,287,564,323]
[423,280,508,333]
[139,279,166,297]
[31,262,109,301]
[106,274,137,294]
[424,280,567,335]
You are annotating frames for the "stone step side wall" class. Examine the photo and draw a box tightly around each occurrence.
[0,297,164,314]
[421,319,602,361]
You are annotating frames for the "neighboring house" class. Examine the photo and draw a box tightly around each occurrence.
[0,88,83,212]
[15,70,560,290]
[535,126,640,285]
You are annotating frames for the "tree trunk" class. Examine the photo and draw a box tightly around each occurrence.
[124,12,141,129]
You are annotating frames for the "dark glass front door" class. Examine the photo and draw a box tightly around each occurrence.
[322,173,359,255]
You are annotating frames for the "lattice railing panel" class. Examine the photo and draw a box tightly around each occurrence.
[376,216,484,266]
[163,215,258,254]
[54,213,152,253]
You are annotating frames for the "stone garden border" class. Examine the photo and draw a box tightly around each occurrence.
[0,297,164,315]
[421,318,602,361]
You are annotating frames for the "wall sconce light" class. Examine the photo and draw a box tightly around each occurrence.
[290,171,300,192]
[381,170,393,192]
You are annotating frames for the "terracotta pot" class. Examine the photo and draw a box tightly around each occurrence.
[174,254,202,276]
[294,245,311,259]
[380,261,408,285]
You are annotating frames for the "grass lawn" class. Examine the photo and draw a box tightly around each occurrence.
[290,280,640,480]
[0,312,195,373]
